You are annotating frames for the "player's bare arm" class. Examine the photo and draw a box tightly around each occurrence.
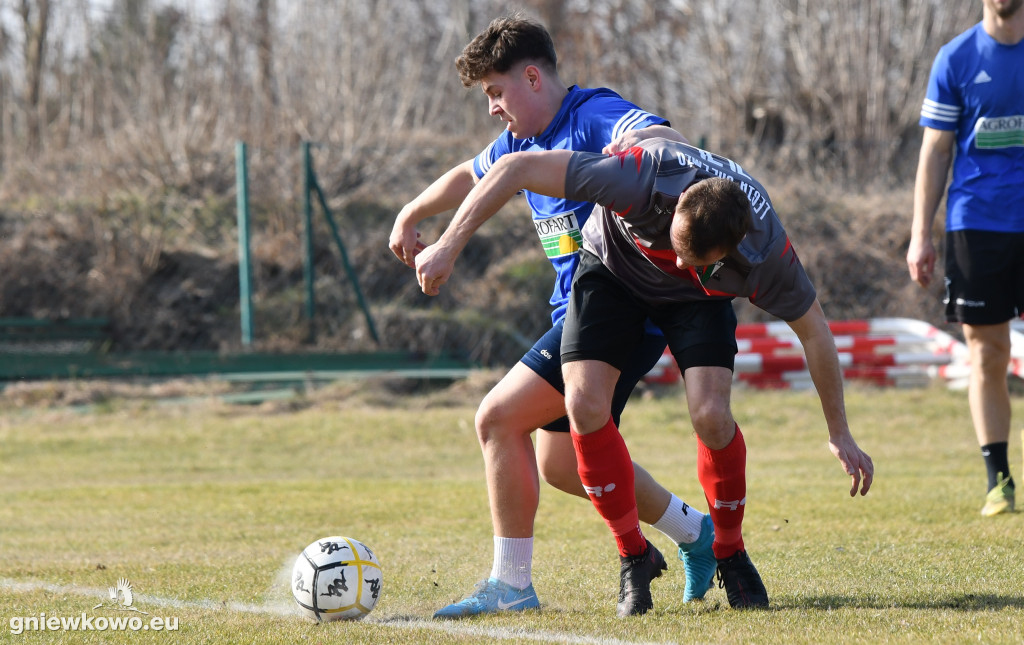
[390,159,478,268]
[602,125,689,155]
[415,151,572,296]
[907,127,955,288]
[787,299,874,497]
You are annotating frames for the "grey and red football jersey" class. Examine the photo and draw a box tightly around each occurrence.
[564,138,816,322]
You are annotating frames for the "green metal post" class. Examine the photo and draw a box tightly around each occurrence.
[302,142,316,341]
[235,141,254,347]
[310,175,381,345]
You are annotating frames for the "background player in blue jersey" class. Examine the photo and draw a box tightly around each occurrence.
[389,14,716,618]
[907,0,1023,517]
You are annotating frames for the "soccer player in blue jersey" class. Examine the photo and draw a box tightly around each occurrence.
[907,0,1023,517]
[415,138,875,615]
[390,14,717,618]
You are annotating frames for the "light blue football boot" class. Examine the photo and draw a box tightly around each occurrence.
[678,514,716,602]
[432,578,540,619]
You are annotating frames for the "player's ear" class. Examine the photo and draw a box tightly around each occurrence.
[524,65,541,90]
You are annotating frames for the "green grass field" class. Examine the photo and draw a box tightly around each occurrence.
[1,376,1021,644]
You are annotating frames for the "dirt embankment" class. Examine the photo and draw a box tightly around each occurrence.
[0,180,952,365]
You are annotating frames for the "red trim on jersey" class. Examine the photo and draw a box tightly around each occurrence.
[637,243,691,279]
[612,146,646,172]
[780,237,798,266]
[631,241,738,297]
[700,283,739,298]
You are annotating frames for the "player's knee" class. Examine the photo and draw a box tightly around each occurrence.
[474,399,509,447]
[563,387,608,431]
[969,340,1010,376]
[537,456,581,494]
[689,401,734,448]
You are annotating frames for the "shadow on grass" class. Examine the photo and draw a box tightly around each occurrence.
[783,593,1024,611]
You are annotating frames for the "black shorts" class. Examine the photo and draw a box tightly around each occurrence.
[520,315,667,433]
[562,249,737,372]
[945,230,1024,325]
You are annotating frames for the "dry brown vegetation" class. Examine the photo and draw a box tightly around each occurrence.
[0,1,973,365]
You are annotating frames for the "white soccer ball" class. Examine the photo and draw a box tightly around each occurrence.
[291,536,383,621]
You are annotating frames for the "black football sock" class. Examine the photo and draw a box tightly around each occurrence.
[981,442,1013,491]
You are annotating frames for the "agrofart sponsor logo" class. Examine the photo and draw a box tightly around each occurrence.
[974,115,1024,149]
[535,212,583,259]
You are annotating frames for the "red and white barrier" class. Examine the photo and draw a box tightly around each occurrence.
[644,317,983,390]
[737,366,934,390]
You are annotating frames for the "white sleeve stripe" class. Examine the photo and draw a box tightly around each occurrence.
[477,141,496,174]
[612,109,654,141]
[621,110,651,137]
[920,107,959,123]
[922,98,960,118]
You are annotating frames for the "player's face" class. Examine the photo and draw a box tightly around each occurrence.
[985,0,1023,19]
[479,66,544,139]
[675,249,725,271]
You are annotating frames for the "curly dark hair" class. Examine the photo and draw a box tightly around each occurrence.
[455,13,557,87]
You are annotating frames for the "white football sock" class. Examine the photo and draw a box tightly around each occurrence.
[651,494,706,545]
[490,536,533,590]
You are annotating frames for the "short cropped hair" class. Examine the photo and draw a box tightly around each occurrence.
[671,178,751,261]
[455,13,558,87]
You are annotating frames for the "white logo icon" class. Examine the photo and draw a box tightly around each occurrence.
[973,70,992,84]
[497,595,537,610]
[93,578,149,614]
[540,349,553,359]
[713,497,747,511]
[584,483,616,498]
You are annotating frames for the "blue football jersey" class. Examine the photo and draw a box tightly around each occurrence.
[920,23,1024,232]
[474,85,668,323]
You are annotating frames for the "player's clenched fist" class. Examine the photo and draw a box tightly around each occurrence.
[415,243,454,296]
[388,219,426,269]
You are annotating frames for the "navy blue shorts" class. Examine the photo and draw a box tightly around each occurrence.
[521,316,667,432]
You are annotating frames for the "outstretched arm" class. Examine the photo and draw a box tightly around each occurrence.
[389,159,477,268]
[788,299,874,496]
[415,150,572,296]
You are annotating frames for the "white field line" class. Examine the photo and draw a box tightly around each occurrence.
[1,578,678,645]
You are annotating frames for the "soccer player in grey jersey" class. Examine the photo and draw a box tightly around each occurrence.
[415,137,874,613]
[394,14,715,619]
[568,143,815,316]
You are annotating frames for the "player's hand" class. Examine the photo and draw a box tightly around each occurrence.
[829,435,874,497]
[414,243,454,296]
[388,221,426,268]
[602,131,645,155]
[602,125,688,155]
[906,236,936,288]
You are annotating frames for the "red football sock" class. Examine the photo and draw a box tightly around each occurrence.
[571,417,646,557]
[697,424,747,559]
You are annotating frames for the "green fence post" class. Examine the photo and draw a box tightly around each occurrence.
[302,142,316,342]
[235,141,254,347]
[309,175,381,346]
